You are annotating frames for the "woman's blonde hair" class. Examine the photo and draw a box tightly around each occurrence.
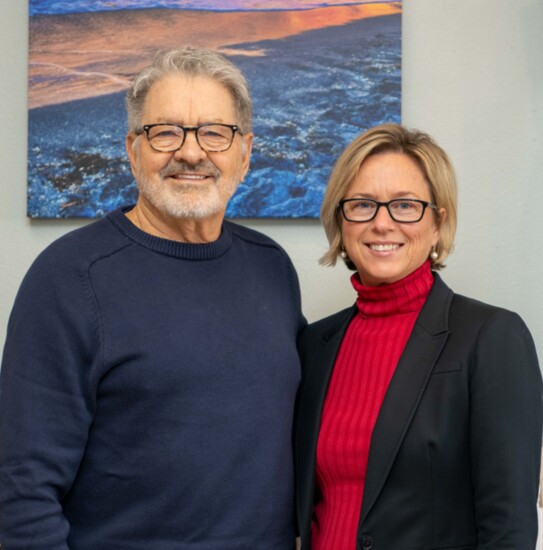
[320,123,457,271]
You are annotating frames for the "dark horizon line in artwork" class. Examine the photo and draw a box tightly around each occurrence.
[29,0,401,17]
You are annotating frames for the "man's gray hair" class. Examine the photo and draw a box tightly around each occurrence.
[126,47,253,134]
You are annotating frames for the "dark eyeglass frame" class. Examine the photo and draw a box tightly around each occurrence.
[140,123,243,153]
[338,198,438,223]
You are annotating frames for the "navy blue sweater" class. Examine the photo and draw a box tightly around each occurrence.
[0,207,305,549]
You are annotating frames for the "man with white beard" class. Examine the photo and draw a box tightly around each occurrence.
[0,47,305,550]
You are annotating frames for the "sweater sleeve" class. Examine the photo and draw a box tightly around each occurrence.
[284,253,307,335]
[469,310,542,549]
[0,247,101,549]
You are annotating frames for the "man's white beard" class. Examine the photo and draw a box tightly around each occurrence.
[135,160,240,219]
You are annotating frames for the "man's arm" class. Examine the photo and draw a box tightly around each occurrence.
[0,250,99,549]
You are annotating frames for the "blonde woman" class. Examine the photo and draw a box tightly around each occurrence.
[295,123,542,549]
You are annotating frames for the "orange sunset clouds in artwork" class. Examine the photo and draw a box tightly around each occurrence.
[29,1,401,108]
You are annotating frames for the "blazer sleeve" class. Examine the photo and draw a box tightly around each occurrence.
[469,309,542,549]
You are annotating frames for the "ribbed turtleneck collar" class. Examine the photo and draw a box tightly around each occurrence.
[107,206,233,261]
[351,261,434,318]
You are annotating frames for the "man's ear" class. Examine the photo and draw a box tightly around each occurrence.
[239,132,253,181]
[125,133,138,176]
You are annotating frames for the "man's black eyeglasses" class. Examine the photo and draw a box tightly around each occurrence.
[140,123,242,153]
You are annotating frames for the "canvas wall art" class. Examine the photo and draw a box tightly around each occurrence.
[28,0,402,218]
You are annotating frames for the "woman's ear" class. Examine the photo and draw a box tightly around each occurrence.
[437,207,447,226]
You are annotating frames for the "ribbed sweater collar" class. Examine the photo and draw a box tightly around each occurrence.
[351,261,434,318]
[107,206,233,261]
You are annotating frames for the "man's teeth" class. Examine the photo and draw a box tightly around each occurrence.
[171,173,207,180]
[370,243,400,251]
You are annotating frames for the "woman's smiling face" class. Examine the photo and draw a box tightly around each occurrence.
[341,152,445,286]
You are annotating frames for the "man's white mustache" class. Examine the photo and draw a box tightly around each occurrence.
[160,161,221,180]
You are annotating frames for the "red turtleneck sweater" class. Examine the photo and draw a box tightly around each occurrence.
[312,261,434,550]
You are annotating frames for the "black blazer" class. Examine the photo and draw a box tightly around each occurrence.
[295,274,542,550]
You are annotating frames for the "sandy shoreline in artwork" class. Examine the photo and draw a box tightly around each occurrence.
[29,4,401,109]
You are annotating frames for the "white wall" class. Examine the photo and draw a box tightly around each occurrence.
[1,0,542,360]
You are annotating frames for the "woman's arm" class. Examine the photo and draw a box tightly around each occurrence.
[470,310,542,549]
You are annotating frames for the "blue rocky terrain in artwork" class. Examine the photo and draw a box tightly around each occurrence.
[27,13,400,218]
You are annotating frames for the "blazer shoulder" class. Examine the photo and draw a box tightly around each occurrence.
[298,306,355,349]
[431,274,525,331]
[446,291,538,364]
[449,291,524,328]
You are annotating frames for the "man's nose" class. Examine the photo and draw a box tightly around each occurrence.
[173,130,207,164]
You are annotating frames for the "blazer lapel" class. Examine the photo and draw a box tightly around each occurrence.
[358,274,454,524]
[296,305,356,537]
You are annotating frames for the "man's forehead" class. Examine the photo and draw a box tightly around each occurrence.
[143,73,236,121]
